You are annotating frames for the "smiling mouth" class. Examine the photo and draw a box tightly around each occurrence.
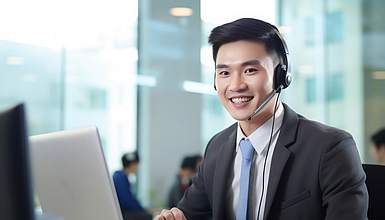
[229,96,254,104]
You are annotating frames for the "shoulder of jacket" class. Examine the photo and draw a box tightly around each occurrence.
[298,116,352,142]
[209,123,237,144]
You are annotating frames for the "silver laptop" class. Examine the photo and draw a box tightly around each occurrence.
[30,127,123,220]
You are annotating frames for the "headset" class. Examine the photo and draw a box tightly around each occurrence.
[271,27,292,92]
[253,27,291,220]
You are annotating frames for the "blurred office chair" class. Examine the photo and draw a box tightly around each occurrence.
[363,164,385,220]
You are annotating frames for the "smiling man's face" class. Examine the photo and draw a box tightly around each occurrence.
[215,40,276,121]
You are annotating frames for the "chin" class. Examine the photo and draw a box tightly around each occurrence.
[230,113,252,122]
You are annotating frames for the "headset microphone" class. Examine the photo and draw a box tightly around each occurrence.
[247,87,281,121]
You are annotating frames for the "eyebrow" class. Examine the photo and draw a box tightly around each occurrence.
[215,59,261,69]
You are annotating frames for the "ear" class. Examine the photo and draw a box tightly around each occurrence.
[270,51,281,69]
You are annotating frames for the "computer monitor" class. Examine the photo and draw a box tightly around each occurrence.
[363,164,385,220]
[29,127,123,220]
[0,103,35,220]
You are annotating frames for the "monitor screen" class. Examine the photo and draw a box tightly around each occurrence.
[0,104,35,220]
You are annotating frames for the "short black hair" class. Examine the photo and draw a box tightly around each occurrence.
[372,128,385,148]
[121,152,139,168]
[181,155,202,172]
[208,18,285,63]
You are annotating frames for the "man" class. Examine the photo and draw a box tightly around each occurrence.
[168,155,202,208]
[370,127,385,164]
[113,152,152,220]
[155,18,368,220]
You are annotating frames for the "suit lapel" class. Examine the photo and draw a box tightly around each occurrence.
[263,104,299,220]
[212,124,237,220]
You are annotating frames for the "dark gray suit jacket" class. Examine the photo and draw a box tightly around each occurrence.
[178,104,368,220]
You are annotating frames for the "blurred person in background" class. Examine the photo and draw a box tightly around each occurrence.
[168,155,202,208]
[370,127,385,164]
[113,151,152,220]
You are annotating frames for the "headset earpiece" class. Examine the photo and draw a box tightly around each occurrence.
[274,63,291,91]
[273,64,283,90]
[272,27,291,92]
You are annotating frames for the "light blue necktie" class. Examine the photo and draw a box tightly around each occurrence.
[236,138,255,220]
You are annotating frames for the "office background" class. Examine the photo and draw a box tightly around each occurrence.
[0,0,384,208]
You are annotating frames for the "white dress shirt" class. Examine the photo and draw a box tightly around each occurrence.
[230,103,284,220]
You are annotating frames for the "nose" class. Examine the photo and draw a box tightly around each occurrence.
[229,74,247,91]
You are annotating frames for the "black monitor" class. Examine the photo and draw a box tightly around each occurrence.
[0,104,35,220]
[363,164,385,220]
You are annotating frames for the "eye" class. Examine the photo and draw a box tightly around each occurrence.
[244,68,258,75]
[217,71,230,77]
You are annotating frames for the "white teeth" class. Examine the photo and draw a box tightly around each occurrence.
[231,97,252,104]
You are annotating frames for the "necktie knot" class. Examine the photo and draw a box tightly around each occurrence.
[240,139,254,161]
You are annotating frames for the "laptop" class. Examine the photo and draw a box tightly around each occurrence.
[29,127,123,220]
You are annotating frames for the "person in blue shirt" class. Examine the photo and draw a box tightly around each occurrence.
[113,152,152,220]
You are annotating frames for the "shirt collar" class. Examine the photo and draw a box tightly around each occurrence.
[236,102,285,155]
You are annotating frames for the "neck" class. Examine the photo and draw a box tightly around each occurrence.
[239,98,280,136]
[124,168,134,176]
